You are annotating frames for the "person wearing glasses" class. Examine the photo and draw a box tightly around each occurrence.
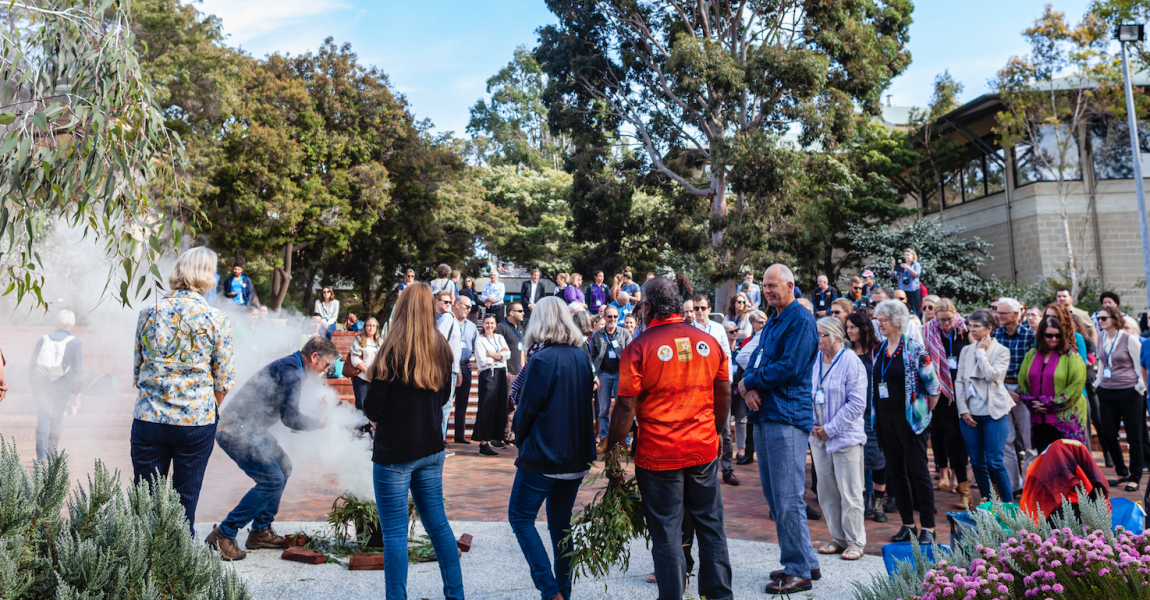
[954,309,1013,505]
[1017,315,1088,456]
[314,286,340,339]
[871,300,941,546]
[590,305,632,454]
[207,336,335,560]
[724,292,754,342]
[845,276,867,309]
[458,276,481,323]
[451,295,479,444]
[829,298,853,326]
[498,303,527,443]
[474,314,511,456]
[435,290,463,444]
[923,298,972,508]
[991,297,1037,495]
[738,270,762,309]
[1095,305,1146,492]
[482,271,507,321]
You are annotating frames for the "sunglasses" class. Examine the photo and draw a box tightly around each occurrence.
[695,306,710,311]
[851,286,861,290]
[1044,333,1062,339]
[1097,316,1110,322]
[605,315,618,319]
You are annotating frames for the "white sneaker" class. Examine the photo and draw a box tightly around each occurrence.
[445,451,456,458]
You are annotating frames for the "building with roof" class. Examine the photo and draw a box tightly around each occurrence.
[902,79,1150,308]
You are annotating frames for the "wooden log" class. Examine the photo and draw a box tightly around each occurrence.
[281,547,325,565]
[348,553,384,570]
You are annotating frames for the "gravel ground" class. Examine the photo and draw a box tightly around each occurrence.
[196,521,888,600]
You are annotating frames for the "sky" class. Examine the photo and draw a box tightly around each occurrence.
[196,0,1099,135]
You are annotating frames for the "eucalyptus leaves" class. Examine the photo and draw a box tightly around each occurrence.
[563,445,649,583]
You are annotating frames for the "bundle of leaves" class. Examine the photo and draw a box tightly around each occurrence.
[564,445,648,583]
[296,492,432,564]
[0,437,250,600]
[853,491,1140,600]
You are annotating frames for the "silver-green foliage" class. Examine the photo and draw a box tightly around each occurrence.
[0,438,249,600]
[851,489,1116,600]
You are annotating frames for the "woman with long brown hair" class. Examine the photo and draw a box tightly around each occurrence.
[363,282,463,600]
[1018,315,1088,455]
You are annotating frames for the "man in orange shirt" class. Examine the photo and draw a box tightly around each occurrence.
[607,277,733,600]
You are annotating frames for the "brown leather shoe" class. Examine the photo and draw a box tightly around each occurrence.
[766,574,813,594]
[722,471,741,486]
[246,526,285,550]
[205,526,247,561]
[770,568,820,581]
[597,438,608,454]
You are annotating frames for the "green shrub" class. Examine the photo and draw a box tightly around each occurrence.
[0,438,250,600]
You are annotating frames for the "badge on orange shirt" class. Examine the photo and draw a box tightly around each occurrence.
[674,337,693,362]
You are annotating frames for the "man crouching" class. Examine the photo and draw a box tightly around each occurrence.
[205,337,336,560]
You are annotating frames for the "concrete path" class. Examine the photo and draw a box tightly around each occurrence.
[197,521,887,600]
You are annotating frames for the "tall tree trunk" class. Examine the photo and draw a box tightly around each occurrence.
[1058,183,1079,297]
[710,174,727,248]
[269,241,293,312]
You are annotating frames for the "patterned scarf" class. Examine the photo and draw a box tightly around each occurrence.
[924,315,967,401]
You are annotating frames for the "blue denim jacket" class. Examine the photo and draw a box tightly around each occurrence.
[742,301,819,432]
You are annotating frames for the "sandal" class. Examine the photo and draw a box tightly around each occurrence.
[817,542,845,555]
[841,545,865,561]
[1126,482,1141,493]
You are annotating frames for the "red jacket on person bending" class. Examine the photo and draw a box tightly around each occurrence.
[1020,439,1109,522]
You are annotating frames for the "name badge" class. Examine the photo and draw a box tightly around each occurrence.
[611,339,620,348]
[815,389,825,404]
[518,342,524,352]
[1103,367,1113,379]
[947,356,958,369]
[878,382,890,399]
[607,349,617,359]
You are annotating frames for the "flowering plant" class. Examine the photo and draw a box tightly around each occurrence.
[854,491,1148,600]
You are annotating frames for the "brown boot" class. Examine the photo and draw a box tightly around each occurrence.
[597,438,608,454]
[246,526,286,550]
[955,482,974,510]
[206,526,247,561]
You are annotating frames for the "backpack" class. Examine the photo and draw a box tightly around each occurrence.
[36,335,74,381]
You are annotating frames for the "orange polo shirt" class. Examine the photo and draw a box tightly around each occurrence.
[619,314,729,471]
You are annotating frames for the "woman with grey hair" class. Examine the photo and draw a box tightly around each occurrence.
[809,317,868,560]
[132,246,235,531]
[872,299,941,545]
[955,309,1013,503]
[506,296,594,600]
[30,309,83,460]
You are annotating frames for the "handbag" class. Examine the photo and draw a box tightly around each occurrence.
[341,349,361,378]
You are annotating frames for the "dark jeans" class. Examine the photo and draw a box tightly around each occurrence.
[130,418,216,532]
[1099,386,1145,483]
[905,289,922,316]
[877,410,935,528]
[373,452,463,600]
[507,470,583,600]
[636,459,733,600]
[351,376,371,411]
[454,364,472,441]
[216,429,291,539]
[34,383,70,461]
[959,414,1012,503]
[595,372,619,440]
[931,397,968,483]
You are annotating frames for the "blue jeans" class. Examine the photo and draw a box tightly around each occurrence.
[216,430,290,539]
[507,470,583,600]
[130,419,216,533]
[960,414,1012,502]
[754,420,820,578]
[373,452,464,600]
[636,459,733,600]
[595,373,619,440]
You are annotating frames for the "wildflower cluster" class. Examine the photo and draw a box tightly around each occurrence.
[919,527,1150,599]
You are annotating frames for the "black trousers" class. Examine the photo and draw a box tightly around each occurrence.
[474,367,508,442]
[454,364,473,441]
[130,419,216,532]
[1099,386,1145,483]
[877,407,935,528]
[930,396,968,483]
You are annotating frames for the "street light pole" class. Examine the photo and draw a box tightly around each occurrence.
[1118,26,1150,310]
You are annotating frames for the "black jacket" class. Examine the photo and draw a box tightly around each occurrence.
[363,347,454,466]
[520,280,547,309]
[512,345,596,474]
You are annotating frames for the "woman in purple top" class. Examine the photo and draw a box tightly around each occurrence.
[585,270,611,313]
[563,272,585,304]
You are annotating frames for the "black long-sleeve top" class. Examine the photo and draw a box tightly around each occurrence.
[364,348,454,466]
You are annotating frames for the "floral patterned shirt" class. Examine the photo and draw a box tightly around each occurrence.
[133,290,236,426]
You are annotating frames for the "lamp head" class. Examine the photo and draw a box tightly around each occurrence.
[1118,24,1144,42]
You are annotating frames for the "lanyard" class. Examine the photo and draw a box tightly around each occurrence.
[502,320,522,342]
[294,353,305,372]
[944,330,955,356]
[818,349,846,390]
[606,329,617,345]
[1104,331,1122,367]
[878,338,904,383]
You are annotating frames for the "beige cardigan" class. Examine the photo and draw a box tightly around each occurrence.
[954,338,1013,420]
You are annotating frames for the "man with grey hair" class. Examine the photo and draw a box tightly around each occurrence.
[30,309,83,460]
[607,277,733,600]
[991,296,1036,494]
[738,265,821,594]
[811,275,838,317]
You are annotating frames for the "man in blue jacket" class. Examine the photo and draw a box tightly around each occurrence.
[738,264,820,595]
[205,337,337,561]
[221,264,255,306]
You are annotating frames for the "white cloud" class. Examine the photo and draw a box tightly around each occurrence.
[194,0,350,44]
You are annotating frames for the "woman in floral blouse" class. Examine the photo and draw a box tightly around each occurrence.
[132,246,235,531]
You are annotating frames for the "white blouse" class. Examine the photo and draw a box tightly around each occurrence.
[350,336,380,382]
[475,333,510,370]
[315,299,340,327]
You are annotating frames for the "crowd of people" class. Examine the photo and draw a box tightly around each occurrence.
[5,244,1150,600]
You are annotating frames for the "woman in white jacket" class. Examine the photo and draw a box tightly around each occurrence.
[955,309,1014,504]
[349,318,382,412]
